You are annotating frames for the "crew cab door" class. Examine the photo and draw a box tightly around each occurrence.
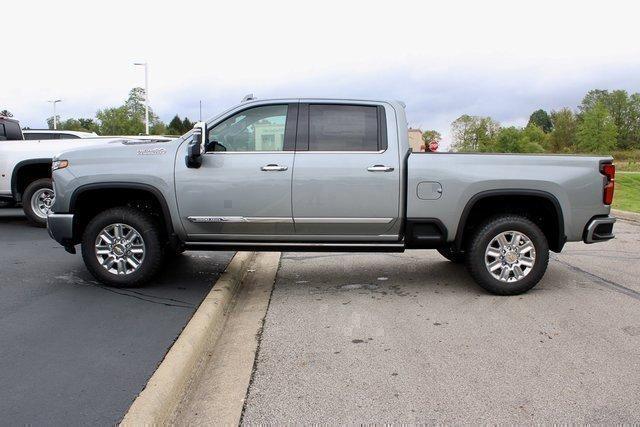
[175,103,297,240]
[292,103,401,239]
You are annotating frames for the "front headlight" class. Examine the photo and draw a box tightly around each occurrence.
[52,160,69,171]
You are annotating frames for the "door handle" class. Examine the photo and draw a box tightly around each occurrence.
[261,164,288,172]
[367,165,394,172]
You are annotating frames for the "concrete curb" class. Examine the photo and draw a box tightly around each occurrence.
[612,209,640,223]
[120,251,255,426]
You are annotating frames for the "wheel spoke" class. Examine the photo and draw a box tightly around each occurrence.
[497,234,509,248]
[488,260,502,272]
[519,256,534,268]
[126,256,139,269]
[98,232,113,245]
[116,259,126,274]
[499,268,510,281]
[511,232,521,245]
[519,244,533,254]
[512,265,524,280]
[113,224,124,239]
[486,249,501,258]
[102,256,116,269]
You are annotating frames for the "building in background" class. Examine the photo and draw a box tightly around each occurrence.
[408,127,425,152]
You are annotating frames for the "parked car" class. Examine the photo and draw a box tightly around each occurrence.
[23,129,98,140]
[0,117,24,141]
[47,98,616,295]
[0,119,175,225]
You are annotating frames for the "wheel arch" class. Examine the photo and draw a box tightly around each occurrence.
[454,189,566,252]
[11,158,52,201]
[69,182,175,241]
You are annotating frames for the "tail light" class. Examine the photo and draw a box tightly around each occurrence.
[601,163,615,205]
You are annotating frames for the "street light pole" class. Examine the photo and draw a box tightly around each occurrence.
[134,62,149,135]
[48,99,62,129]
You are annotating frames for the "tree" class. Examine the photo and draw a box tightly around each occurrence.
[97,106,145,135]
[46,116,61,129]
[527,109,553,133]
[576,101,617,153]
[167,115,183,135]
[182,117,193,133]
[421,130,441,144]
[0,109,13,117]
[451,115,499,152]
[579,89,639,149]
[548,108,578,152]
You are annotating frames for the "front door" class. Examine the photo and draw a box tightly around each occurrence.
[292,103,401,239]
[175,103,297,241]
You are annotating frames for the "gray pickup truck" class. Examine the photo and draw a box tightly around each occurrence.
[47,98,616,295]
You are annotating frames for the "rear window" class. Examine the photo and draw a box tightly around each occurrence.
[0,124,6,140]
[308,104,379,151]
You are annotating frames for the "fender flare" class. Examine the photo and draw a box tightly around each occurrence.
[454,189,566,252]
[69,182,175,237]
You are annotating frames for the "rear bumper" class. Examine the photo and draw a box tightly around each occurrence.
[583,215,616,243]
[47,213,76,253]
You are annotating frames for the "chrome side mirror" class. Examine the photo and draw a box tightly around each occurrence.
[185,122,207,168]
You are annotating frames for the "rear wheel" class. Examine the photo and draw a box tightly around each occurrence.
[23,178,54,227]
[81,207,163,287]
[465,215,549,295]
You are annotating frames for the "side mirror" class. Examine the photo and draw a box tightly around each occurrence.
[185,122,207,168]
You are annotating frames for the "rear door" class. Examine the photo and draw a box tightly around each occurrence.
[292,102,401,239]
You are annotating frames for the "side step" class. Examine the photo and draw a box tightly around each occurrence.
[184,241,406,253]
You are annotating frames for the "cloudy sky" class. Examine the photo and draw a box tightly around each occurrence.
[3,0,640,148]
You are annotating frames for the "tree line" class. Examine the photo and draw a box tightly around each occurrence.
[24,88,194,136]
[449,89,640,154]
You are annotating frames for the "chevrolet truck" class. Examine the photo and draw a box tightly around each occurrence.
[47,98,616,295]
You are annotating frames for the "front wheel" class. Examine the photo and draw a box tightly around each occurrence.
[465,215,549,295]
[81,207,163,287]
[23,178,54,227]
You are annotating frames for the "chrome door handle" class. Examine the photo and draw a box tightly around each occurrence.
[367,165,394,172]
[261,164,288,171]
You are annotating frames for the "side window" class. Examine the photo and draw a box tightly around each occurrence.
[56,134,80,139]
[25,133,56,140]
[5,122,21,140]
[207,105,288,152]
[308,105,378,151]
[0,124,6,141]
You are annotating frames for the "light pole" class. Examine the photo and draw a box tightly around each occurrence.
[48,99,62,129]
[134,62,149,135]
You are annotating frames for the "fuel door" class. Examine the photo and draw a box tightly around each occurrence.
[417,181,443,200]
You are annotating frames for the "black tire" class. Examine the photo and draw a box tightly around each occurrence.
[22,178,54,227]
[465,215,549,295]
[437,246,465,263]
[81,207,163,287]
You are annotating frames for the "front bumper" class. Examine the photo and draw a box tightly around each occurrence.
[47,213,76,253]
[583,215,616,244]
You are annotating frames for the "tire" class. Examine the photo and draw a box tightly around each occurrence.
[465,215,549,295]
[81,207,163,287]
[23,178,54,227]
[437,246,465,263]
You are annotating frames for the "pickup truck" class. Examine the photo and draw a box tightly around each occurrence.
[47,98,617,295]
[0,124,174,225]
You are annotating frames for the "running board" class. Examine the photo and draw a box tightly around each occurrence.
[184,241,406,253]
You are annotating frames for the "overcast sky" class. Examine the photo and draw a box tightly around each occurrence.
[3,0,640,147]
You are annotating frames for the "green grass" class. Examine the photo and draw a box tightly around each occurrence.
[613,172,640,213]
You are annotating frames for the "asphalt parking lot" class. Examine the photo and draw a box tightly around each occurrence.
[0,209,233,425]
[243,219,640,423]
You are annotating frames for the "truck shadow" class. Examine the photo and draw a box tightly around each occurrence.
[280,251,483,295]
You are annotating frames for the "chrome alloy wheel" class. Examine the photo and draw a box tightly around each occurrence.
[31,188,55,219]
[484,230,536,282]
[94,223,146,275]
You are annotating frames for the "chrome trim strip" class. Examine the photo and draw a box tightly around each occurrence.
[187,216,293,223]
[185,241,405,248]
[294,217,395,224]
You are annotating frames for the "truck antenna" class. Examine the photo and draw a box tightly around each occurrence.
[242,94,256,102]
